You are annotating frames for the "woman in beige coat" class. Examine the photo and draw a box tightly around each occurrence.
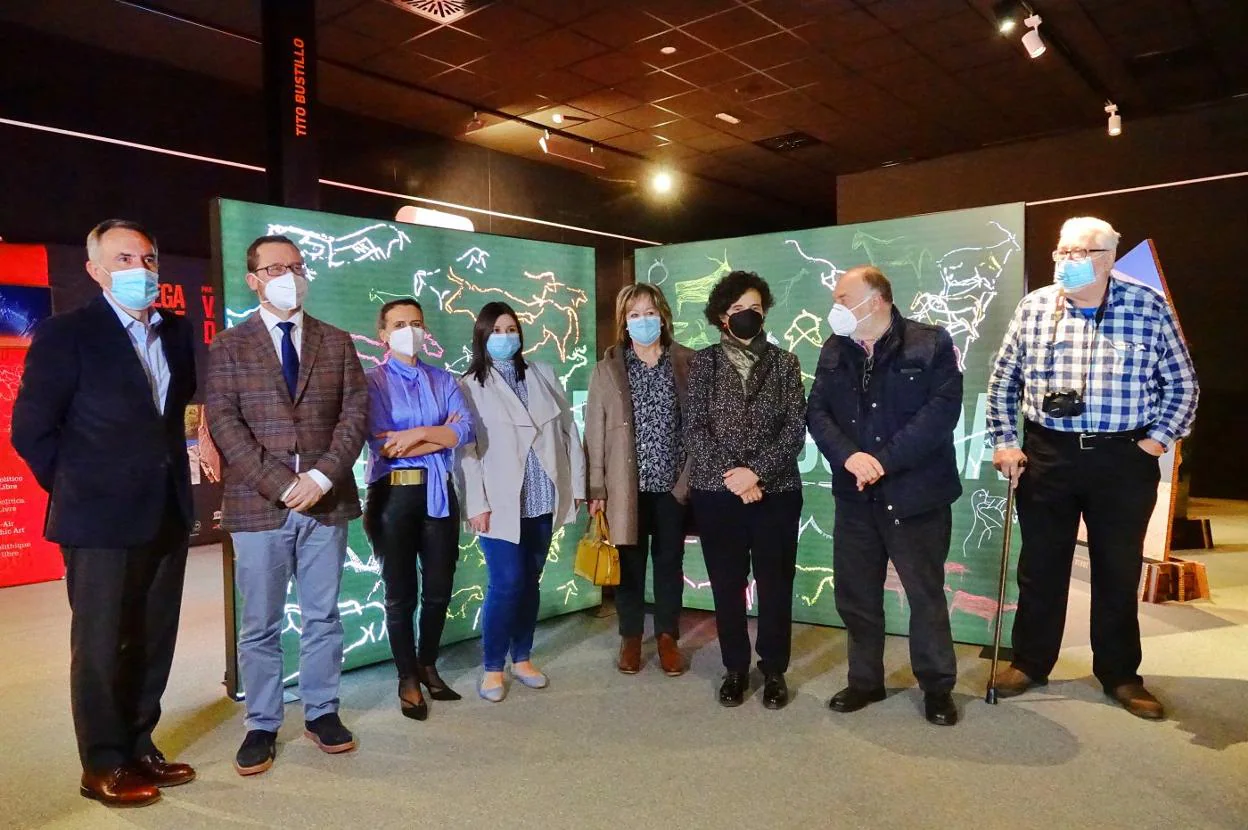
[456,301,586,702]
[585,283,693,677]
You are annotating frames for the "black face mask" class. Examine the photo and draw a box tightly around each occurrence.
[727,308,763,340]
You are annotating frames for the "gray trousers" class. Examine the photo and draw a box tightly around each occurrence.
[832,500,957,694]
[232,510,348,732]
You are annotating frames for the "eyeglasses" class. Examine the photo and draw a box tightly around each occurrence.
[1051,248,1107,262]
[254,262,307,277]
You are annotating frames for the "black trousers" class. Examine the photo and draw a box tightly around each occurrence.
[62,492,189,773]
[692,489,802,675]
[363,479,460,675]
[833,500,957,693]
[616,491,687,639]
[1012,424,1159,690]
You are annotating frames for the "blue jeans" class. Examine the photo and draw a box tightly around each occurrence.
[478,514,553,672]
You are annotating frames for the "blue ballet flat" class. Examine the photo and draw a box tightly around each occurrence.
[478,677,507,703]
[512,668,549,690]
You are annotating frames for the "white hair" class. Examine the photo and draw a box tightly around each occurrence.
[1059,216,1121,251]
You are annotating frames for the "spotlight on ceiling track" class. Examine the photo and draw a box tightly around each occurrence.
[1021,14,1045,58]
[551,113,564,124]
[992,0,1023,34]
[465,111,485,133]
[539,130,549,153]
[651,169,674,195]
[1105,102,1121,137]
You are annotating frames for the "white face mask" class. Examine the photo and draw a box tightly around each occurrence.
[263,273,306,312]
[387,325,424,358]
[827,296,872,337]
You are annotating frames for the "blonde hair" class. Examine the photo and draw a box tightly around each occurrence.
[615,283,673,347]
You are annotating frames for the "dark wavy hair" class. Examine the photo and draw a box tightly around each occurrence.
[704,270,774,330]
[465,301,526,385]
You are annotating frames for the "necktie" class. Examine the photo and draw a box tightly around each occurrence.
[278,321,299,399]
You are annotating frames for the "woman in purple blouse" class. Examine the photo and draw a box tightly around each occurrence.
[363,299,474,721]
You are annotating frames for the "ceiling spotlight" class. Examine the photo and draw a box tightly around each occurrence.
[551,113,564,124]
[992,0,1023,35]
[465,111,485,133]
[1105,102,1121,136]
[651,169,674,195]
[714,112,741,125]
[660,45,677,55]
[539,130,549,153]
[1021,14,1045,58]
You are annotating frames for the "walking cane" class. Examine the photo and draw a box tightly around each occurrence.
[985,482,1016,704]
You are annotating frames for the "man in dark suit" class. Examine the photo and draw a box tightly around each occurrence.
[13,219,198,807]
[806,265,964,727]
[206,234,368,776]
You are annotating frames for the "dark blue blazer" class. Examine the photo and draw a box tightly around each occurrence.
[12,295,197,547]
[806,307,963,518]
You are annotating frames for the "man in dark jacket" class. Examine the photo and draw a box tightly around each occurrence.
[807,265,963,726]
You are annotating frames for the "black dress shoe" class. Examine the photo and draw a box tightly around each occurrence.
[924,691,958,726]
[399,679,428,721]
[718,671,748,707]
[828,686,887,713]
[415,662,463,701]
[305,713,357,754]
[234,730,277,776]
[762,673,789,710]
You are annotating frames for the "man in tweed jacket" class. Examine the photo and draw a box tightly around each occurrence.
[206,234,368,775]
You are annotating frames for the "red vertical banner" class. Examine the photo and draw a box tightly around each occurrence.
[0,244,62,587]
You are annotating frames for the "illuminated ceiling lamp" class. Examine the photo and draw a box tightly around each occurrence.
[992,0,1024,34]
[1105,102,1122,136]
[651,168,674,195]
[1021,14,1046,58]
[538,129,550,153]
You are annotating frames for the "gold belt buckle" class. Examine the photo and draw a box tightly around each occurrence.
[389,468,426,486]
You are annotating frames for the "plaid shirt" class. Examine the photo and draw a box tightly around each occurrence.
[987,274,1198,449]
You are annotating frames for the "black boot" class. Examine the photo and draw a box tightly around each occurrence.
[398,677,428,721]
[415,661,463,701]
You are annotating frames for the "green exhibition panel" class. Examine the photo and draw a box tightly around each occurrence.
[634,203,1026,647]
[213,199,599,687]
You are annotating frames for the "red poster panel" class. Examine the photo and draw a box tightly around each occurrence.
[0,347,62,586]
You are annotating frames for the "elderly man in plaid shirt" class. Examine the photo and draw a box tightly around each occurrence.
[986,216,1198,720]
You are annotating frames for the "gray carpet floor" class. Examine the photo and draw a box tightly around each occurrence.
[3,502,1247,830]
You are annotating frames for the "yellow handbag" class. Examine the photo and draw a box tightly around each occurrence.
[574,510,620,587]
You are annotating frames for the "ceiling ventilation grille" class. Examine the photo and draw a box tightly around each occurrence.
[381,0,474,25]
[755,131,821,153]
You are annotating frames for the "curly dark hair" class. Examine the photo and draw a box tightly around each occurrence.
[703,270,774,329]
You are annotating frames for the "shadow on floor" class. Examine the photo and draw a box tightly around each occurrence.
[1148,674,1248,750]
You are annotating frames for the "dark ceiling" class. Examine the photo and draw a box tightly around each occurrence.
[2,0,1244,211]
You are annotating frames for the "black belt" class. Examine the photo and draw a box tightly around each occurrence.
[1024,421,1149,450]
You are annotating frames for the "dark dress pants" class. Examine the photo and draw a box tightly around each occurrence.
[363,479,460,676]
[616,491,686,639]
[692,489,802,675]
[1012,425,1159,690]
[62,488,189,773]
[832,500,957,694]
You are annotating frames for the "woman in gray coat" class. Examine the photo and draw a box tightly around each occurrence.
[585,283,693,677]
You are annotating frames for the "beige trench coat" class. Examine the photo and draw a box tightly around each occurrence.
[584,342,693,546]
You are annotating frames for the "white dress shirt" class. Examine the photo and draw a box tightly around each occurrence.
[103,291,170,415]
[257,306,332,497]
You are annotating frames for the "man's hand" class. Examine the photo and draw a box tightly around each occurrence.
[1137,438,1166,458]
[284,473,326,512]
[468,511,491,534]
[845,452,884,491]
[739,484,764,504]
[993,447,1028,487]
[588,499,606,515]
[379,428,427,458]
[723,466,759,496]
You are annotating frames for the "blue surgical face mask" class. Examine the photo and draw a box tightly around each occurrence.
[627,315,662,346]
[108,267,160,311]
[1054,258,1097,291]
[486,331,521,361]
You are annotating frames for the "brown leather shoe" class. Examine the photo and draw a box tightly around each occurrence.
[656,633,685,677]
[617,635,642,674]
[992,666,1046,698]
[132,753,196,787]
[1108,682,1166,720]
[80,767,161,807]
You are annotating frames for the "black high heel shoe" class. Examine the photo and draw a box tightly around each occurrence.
[415,662,463,702]
[398,680,428,721]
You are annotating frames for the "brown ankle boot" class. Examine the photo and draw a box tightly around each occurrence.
[656,633,685,677]
[617,635,642,674]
